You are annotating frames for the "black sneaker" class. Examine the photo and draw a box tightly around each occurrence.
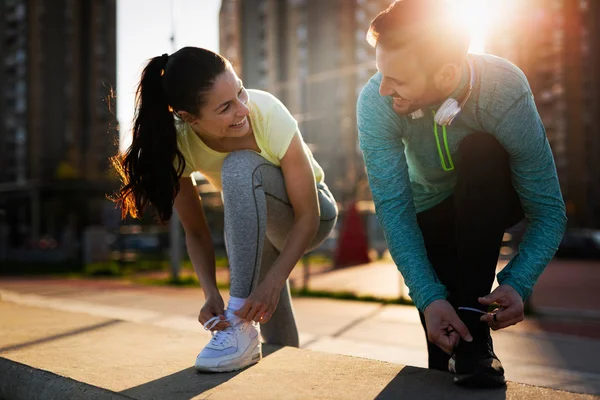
[448,308,506,388]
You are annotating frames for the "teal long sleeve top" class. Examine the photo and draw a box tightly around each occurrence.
[357,54,567,312]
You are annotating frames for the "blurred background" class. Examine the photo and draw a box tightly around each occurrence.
[3,3,600,393]
[1,0,599,280]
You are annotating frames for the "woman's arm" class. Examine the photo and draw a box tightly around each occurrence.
[234,133,320,322]
[268,133,320,281]
[174,177,219,299]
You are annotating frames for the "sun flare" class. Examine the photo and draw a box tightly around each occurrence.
[449,0,495,53]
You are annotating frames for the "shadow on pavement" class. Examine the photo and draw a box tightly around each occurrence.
[375,366,507,400]
[0,320,123,353]
[120,344,283,400]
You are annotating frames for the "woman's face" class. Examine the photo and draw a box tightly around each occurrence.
[189,68,251,139]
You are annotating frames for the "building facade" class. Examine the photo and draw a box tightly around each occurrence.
[219,0,392,203]
[487,0,600,228]
[0,0,118,260]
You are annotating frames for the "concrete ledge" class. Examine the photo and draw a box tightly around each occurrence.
[0,357,132,400]
[1,301,596,400]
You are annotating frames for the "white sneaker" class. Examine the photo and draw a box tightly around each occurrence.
[194,309,262,373]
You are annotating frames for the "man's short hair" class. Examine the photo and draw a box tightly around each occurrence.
[367,0,471,72]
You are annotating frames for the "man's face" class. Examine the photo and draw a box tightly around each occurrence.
[376,45,443,116]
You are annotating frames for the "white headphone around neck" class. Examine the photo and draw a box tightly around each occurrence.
[409,58,475,126]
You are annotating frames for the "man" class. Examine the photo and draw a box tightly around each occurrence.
[357,0,567,388]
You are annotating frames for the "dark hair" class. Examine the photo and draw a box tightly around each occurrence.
[110,47,229,222]
[367,0,470,72]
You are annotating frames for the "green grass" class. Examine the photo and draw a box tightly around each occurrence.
[301,253,333,266]
[131,275,230,290]
[128,275,414,306]
[81,254,230,278]
[1,251,231,278]
[2,250,327,280]
[118,268,413,306]
[291,288,414,306]
[83,260,165,277]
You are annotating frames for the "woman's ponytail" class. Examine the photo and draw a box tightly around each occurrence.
[110,47,228,222]
[110,54,185,223]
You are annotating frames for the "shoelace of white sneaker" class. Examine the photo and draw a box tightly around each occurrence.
[203,316,224,331]
[203,316,237,347]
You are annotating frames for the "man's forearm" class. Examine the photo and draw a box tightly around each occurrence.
[375,200,448,311]
[490,94,568,301]
[357,77,447,312]
[497,205,566,300]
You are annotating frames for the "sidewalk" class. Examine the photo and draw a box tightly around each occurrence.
[304,258,600,316]
[2,277,600,396]
[1,296,597,399]
[303,258,600,341]
[128,257,600,323]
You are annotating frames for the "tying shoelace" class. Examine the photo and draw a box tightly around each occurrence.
[457,307,486,315]
[203,316,235,346]
[203,316,226,331]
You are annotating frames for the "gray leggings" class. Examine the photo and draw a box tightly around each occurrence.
[221,150,338,347]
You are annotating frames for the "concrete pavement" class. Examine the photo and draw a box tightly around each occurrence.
[303,258,600,318]
[1,278,600,397]
[303,258,600,341]
[2,301,593,400]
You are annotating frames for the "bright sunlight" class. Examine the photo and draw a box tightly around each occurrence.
[450,0,495,53]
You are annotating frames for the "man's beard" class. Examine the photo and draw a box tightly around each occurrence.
[392,75,444,116]
[392,98,423,116]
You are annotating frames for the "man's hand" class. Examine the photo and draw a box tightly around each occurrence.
[479,284,524,330]
[423,299,473,354]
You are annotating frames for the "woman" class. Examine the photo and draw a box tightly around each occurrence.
[111,47,338,373]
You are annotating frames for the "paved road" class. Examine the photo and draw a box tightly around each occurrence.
[305,258,600,318]
[1,277,599,395]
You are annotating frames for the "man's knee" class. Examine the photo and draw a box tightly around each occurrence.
[456,132,510,184]
[457,133,507,166]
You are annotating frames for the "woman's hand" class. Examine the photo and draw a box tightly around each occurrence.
[198,294,230,331]
[234,275,285,323]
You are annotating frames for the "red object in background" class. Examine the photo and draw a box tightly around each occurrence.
[334,202,371,267]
